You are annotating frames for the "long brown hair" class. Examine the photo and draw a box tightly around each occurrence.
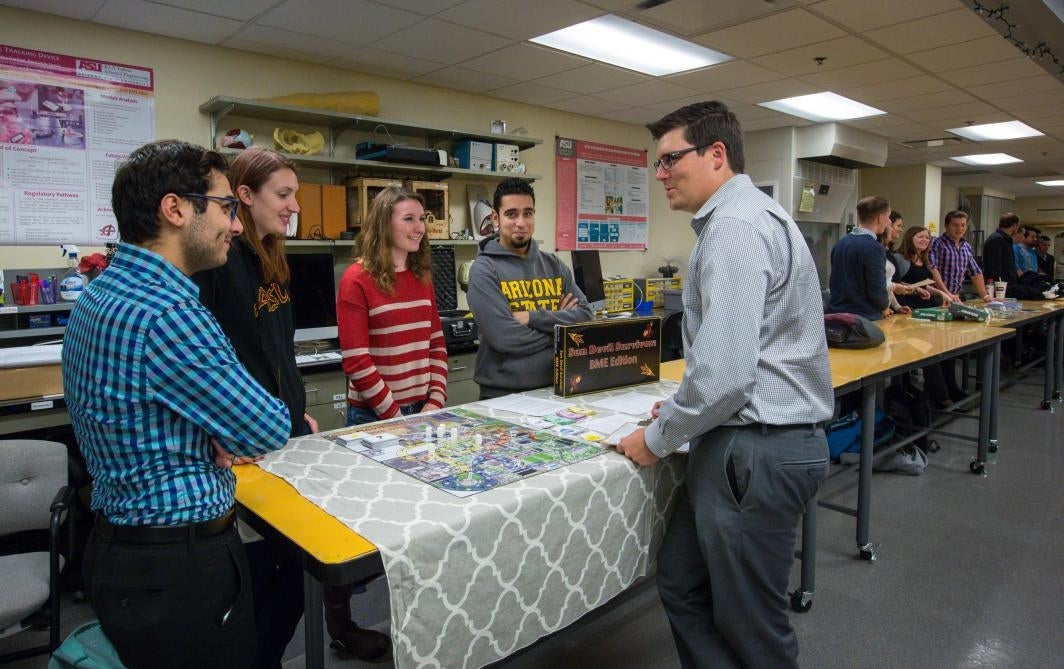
[227,147,297,285]
[356,186,431,294]
[900,226,931,267]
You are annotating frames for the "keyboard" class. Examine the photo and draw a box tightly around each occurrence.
[294,351,342,366]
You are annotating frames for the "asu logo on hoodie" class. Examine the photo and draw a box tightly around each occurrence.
[499,276,565,311]
[254,283,290,317]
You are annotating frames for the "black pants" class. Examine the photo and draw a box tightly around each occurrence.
[84,522,257,669]
[83,520,302,669]
[656,425,828,669]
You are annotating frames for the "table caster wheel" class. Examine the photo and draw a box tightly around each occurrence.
[988,440,998,454]
[1040,400,1054,411]
[926,440,940,454]
[790,590,813,613]
[859,543,878,561]
[970,460,986,476]
[1053,391,1062,401]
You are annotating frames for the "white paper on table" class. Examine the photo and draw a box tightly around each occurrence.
[582,414,640,435]
[588,391,666,416]
[604,423,690,454]
[477,394,571,416]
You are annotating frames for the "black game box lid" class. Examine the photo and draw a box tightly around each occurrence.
[553,317,661,397]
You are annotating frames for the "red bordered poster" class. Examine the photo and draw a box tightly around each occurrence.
[0,43,155,245]
[555,137,648,251]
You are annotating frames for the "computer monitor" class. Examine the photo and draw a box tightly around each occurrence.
[286,252,338,343]
[571,250,606,312]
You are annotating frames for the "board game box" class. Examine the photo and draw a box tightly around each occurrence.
[553,316,661,397]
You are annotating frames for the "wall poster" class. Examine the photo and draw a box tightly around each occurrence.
[555,137,648,251]
[0,43,154,246]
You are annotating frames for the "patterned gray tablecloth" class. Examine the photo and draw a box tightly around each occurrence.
[258,381,685,669]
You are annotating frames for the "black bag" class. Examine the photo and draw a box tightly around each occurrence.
[824,313,885,349]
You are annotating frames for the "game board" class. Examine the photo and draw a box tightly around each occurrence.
[328,408,605,497]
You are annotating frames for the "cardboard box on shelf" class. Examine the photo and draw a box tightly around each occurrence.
[0,364,63,401]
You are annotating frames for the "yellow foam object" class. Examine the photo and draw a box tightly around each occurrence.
[262,91,380,116]
[273,128,325,155]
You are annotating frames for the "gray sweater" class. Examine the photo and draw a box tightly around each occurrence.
[467,238,594,396]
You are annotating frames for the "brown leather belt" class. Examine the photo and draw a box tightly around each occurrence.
[95,508,236,545]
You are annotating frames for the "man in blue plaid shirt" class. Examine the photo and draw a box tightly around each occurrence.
[62,140,292,669]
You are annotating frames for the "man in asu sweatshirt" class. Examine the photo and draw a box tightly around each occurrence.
[468,178,595,399]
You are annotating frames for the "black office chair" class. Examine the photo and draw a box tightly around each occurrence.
[661,311,684,363]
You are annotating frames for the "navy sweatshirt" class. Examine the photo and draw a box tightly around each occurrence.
[828,229,889,320]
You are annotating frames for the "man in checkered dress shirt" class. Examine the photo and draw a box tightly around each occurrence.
[618,101,833,668]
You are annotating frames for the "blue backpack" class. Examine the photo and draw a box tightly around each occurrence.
[48,621,128,669]
[825,409,895,461]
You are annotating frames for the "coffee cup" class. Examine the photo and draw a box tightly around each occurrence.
[994,282,1007,299]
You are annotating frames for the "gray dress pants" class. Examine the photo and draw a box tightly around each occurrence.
[656,424,828,669]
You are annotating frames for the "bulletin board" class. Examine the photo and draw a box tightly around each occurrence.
[555,136,648,251]
[0,43,155,246]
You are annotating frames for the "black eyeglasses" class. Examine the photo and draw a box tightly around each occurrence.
[181,193,240,222]
[653,144,709,172]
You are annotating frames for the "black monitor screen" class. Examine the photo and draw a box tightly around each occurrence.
[286,253,338,341]
[571,250,605,306]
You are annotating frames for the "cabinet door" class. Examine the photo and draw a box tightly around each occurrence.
[302,368,348,432]
[444,352,479,407]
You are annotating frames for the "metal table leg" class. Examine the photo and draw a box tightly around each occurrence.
[304,572,325,669]
[1042,317,1057,410]
[990,342,1000,453]
[1055,312,1064,402]
[970,344,993,476]
[857,383,877,561]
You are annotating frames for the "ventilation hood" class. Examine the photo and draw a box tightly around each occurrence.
[795,123,888,169]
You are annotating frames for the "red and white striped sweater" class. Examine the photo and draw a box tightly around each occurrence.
[337,262,447,419]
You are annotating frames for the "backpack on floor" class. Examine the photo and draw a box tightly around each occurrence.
[825,409,895,462]
[48,621,128,669]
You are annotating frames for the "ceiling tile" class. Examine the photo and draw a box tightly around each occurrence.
[927,112,1017,129]
[532,63,648,94]
[329,47,445,80]
[866,122,939,139]
[902,101,997,123]
[731,104,794,122]
[149,0,276,21]
[942,58,1049,88]
[864,8,998,54]
[643,95,742,116]
[799,58,923,91]
[368,19,513,64]
[996,89,1064,112]
[717,79,821,105]
[637,0,800,38]
[752,36,888,76]
[437,0,602,40]
[806,0,963,32]
[411,66,519,93]
[595,79,701,105]
[839,76,954,104]
[489,82,580,106]
[224,24,355,61]
[743,115,812,131]
[544,96,629,116]
[907,35,1024,72]
[1014,104,1064,121]
[94,0,243,44]
[0,0,105,20]
[967,75,1064,102]
[693,8,845,59]
[666,61,785,92]
[599,107,662,125]
[844,115,915,130]
[367,0,466,14]
[877,90,975,114]
[257,0,421,45]
[460,44,587,81]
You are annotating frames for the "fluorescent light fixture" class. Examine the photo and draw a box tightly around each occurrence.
[1036,180,1064,186]
[947,121,1043,141]
[951,153,1023,165]
[757,92,885,122]
[530,15,730,76]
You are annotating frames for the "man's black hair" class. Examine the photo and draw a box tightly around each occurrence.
[493,178,535,212]
[111,139,228,244]
[646,101,745,173]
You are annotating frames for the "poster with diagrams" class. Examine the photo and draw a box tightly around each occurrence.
[0,43,154,245]
[555,136,649,250]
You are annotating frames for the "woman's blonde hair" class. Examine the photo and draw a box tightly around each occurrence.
[356,186,431,294]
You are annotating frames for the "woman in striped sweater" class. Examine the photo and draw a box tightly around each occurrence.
[337,186,448,425]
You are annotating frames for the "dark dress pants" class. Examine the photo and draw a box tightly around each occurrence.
[656,425,828,669]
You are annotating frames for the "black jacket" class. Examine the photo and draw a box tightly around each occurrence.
[981,229,1017,284]
[192,238,306,436]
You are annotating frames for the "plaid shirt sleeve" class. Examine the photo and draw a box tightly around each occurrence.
[145,303,291,457]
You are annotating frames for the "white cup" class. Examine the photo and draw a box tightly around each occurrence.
[994,282,1007,299]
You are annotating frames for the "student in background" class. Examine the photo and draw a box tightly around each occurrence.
[191,147,313,667]
[1036,235,1055,282]
[467,178,593,399]
[828,196,891,319]
[879,211,928,315]
[63,140,292,669]
[929,210,990,302]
